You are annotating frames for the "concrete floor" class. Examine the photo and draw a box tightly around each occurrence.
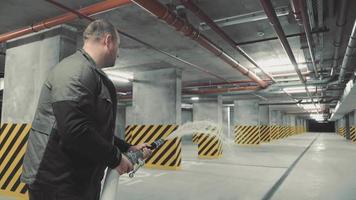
[117,133,356,200]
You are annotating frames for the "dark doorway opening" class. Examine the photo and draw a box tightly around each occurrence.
[308,120,335,132]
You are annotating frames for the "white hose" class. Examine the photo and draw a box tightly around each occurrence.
[100,168,120,200]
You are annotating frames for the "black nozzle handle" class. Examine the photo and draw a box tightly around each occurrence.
[149,139,165,150]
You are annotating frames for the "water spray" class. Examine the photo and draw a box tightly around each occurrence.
[127,139,165,178]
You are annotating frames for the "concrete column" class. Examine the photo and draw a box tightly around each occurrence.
[234,100,260,144]
[234,99,259,125]
[116,106,126,139]
[1,25,77,123]
[269,110,283,140]
[258,105,270,142]
[350,111,356,141]
[259,105,269,125]
[340,117,346,137]
[130,68,182,124]
[290,115,296,135]
[193,96,223,125]
[345,114,350,140]
[182,109,193,124]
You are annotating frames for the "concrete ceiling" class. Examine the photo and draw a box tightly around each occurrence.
[1,0,356,119]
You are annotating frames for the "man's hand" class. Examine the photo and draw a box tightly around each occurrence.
[128,143,153,160]
[128,143,151,152]
[115,154,133,175]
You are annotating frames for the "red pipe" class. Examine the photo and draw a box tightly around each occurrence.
[0,0,131,42]
[132,0,269,88]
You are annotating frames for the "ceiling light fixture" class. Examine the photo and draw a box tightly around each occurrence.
[191,97,200,101]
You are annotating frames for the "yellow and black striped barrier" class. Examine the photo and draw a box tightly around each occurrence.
[125,124,181,170]
[269,125,280,140]
[197,134,223,159]
[259,125,270,142]
[234,125,260,145]
[350,126,356,143]
[192,133,203,144]
[0,123,31,200]
[338,127,346,137]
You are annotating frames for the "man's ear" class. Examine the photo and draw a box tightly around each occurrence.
[104,34,114,47]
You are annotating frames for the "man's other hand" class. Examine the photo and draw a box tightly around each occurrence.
[115,154,133,175]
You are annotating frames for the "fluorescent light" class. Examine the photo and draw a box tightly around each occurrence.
[182,103,193,109]
[310,114,324,121]
[191,97,199,101]
[283,86,316,93]
[103,69,133,83]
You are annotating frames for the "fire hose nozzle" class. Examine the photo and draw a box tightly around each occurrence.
[127,139,166,178]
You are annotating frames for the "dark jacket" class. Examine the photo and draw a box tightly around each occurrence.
[21,49,130,200]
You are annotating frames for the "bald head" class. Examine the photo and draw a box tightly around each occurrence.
[82,19,120,68]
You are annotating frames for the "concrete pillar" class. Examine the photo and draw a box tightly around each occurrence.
[126,68,182,170]
[234,100,260,145]
[340,117,346,137]
[281,114,288,138]
[345,114,350,140]
[0,26,77,200]
[130,68,181,124]
[259,105,270,142]
[259,105,269,125]
[349,111,356,142]
[193,96,223,125]
[290,115,296,135]
[269,110,282,140]
[116,106,126,139]
[2,25,77,124]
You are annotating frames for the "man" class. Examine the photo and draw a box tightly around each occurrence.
[21,19,151,200]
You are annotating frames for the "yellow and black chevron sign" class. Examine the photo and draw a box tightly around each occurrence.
[234,125,260,145]
[0,123,31,200]
[259,125,270,142]
[192,133,203,144]
[338,127,346,137]
[125,125,181,170]
[269,125,280,140]
[280,126,289,138]
[197,134,223,159]
[350,126,356,143]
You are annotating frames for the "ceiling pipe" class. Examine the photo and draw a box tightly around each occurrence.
[260,0,318,104]
[118,86,259,98]
[236,27,329,46]
[184,79,268,88]
[0,0,132,42]
[183,86,260,95]
[44,0,231,83]
[338,19,356,84]
[297,0,319,78]
[131,0,269,88]
[330,0,349,77]
[179,0,277,83]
